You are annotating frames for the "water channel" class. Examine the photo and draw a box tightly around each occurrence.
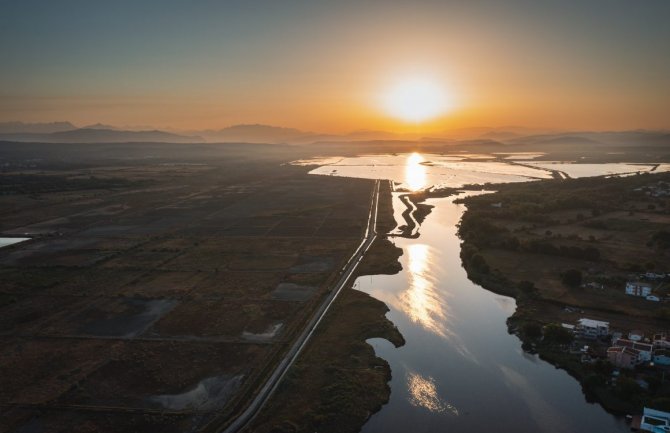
[308,153,630,432]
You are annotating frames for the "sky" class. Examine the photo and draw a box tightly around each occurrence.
[1,0,669,133]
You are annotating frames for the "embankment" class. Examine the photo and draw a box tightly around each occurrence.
[248,180,405,433]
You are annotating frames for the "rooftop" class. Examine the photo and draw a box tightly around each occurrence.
[578,318,609,328]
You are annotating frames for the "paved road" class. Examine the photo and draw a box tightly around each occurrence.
[216,179,381,433]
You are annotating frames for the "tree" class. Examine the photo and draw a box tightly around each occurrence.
[651,230,670,250]
[518,280,537,297]
[505,236,520,251]
[561,269,582,288]
[615,377,642,400]
[470,254,490,274]
[543,323,574,345]
[650,397,670,412]
[522,322,542,339]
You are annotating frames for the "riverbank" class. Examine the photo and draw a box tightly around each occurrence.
[248,180,405,433]
[393,186,461,238]
[457,172,670,415]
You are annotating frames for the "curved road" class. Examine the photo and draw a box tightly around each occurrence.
[216,179,381,433]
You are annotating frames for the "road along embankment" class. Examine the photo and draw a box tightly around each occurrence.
[246,179,405,433]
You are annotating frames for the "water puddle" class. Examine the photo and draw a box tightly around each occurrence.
[149,375,244,411]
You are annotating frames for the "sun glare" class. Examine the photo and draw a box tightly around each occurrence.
[384,78,449,123]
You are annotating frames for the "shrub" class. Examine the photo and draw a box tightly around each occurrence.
[522,322,542,339]
[560,269,582,288]
[543,323,574,345]
[615,377,642,400]
[651,230,670,250]
[518,280,537,297]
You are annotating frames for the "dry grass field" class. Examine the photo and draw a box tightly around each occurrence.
[459,171,670,337]
[0,142,377,432]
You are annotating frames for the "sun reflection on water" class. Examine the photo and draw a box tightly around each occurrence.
[399,243,450,338]
[407,372,459,415]
[405,152,427,191]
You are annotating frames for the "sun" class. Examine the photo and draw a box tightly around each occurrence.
[383,77,450,123]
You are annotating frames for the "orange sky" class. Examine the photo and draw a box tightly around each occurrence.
[1,1,669,133]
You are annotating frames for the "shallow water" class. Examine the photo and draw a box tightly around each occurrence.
[0,237,29,248]
[356,194,627,433]
[523,161,667,178]
[242,323,284,342]
[308,153,551,191]
[300,153,669,189]
[302,153,634,432]
[150,374,243,411]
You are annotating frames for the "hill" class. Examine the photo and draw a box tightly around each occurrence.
[0,121,76,134]
[199,124,310,143]
[0,128,202,143]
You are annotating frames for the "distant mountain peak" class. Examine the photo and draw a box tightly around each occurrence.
[0,121,76,134]
[81,123,121,131]
[199,124,311,144]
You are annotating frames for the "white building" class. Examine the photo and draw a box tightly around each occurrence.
[576,318,610,339]
[627,281,653,297]
[640,407,670,432]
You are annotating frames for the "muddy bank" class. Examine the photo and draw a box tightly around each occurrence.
[248,182,405,433]
[393,186,461,238]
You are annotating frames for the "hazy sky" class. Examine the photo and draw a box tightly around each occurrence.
[1,0,669,132]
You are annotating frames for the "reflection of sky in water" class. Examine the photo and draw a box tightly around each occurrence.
[523,161,667,178]
[301,153,666,190]
[405,152,427,191]
[399,244,450,338]
[498,365,573,433]
[333,155,630,433]
[306,152,554,189]
[407,372,458,415]
[0,237,29,248]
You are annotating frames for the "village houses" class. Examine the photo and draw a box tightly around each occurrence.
[626,281,653,297]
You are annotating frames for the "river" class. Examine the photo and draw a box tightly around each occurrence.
[305,153,631,432]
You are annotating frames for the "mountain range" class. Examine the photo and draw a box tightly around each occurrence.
[0,121,668,148]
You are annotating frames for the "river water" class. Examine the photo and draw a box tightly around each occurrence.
[306,153,630,432]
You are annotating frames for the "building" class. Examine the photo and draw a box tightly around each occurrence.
[654,334,670,349]
[614,338,653,362]
[653,350,670,366]
[640,407,670,432]
[607,346,640,369]
[576,318,610,339]
[645,272,666,280]
[561,323,575,331]
[629,330,645,342]
[626,281,653,297]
